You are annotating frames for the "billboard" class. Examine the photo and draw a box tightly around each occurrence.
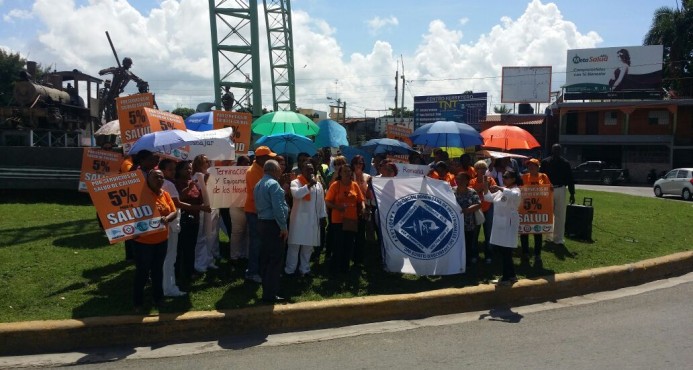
[565,45,663,100]
[414,92,487,130]
[501,66,552,103]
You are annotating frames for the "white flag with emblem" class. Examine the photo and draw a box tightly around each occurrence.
[372,176,465,275]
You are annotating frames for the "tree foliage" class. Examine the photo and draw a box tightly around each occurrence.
[643,0,693,96]
[387,107,413,118]
[493,105,513,114]
[171,107,195,119]
[0,50,53,106]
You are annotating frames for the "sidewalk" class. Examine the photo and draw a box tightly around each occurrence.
[1,251,691,356]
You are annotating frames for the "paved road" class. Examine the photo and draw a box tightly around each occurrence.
[6,274,692,369]
[576,184,690,202]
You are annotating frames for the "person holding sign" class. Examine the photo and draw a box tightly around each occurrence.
[192,155,219,273]
[481,170,522,286]
[520,158,551,267]
[132,169,177,312]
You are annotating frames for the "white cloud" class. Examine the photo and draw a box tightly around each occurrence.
[459,17,469,26]
[366,16,399,35]
[3,8,33,23]
[19,0,603,116]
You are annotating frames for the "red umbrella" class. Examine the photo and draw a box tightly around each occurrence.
[480,125,540,150]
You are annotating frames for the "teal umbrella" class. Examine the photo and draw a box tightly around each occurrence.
[251,111,320,136]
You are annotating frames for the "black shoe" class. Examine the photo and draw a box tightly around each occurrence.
[534,256,543,267]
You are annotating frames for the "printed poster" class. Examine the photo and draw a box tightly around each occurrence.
[518,184,554,234]
[213,110,252,155]
[116,93,155,154]
[78,148,123,192]
[86,171,163,244]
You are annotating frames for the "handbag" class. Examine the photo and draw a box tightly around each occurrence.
[342,218,358,232]
[474,209,485,225]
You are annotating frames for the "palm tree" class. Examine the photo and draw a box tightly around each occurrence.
[493,105,513,114]
[643,0,693,96]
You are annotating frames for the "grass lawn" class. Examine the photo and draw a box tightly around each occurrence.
[0,189,690,322]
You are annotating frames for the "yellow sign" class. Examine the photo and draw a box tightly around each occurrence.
[518,184,554,234]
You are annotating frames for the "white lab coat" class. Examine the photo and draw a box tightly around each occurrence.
[484,186,521,248]
[287,178,327,246]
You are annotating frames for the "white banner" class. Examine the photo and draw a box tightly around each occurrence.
[187,127,236,161]
[395,163,430,178]
[371,176,465,275]
[205,166,248,208]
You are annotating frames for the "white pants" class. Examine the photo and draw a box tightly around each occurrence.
[229,207,249,259]
[205,209,221,259]
[285,244,314,275]
[162,224,182,295]
[552,187,567,244]
[194,211,214,272]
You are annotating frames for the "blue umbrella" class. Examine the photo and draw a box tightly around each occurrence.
[360,138,416,155]
[185,112,213,131]
[314,119,348,148]
[129,129,199,154]
[339,145,373,174]
[409,120,482,148]
[255,133,317,156]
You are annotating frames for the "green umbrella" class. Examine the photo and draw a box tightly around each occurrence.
[251,111,320,136]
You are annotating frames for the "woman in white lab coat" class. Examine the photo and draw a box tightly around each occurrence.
[482,169,522,285]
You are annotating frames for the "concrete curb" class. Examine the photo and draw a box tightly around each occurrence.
[1,251,692,355]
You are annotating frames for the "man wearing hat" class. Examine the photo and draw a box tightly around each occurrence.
[244,146,277,283]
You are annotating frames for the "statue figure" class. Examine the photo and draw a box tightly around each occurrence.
[221,86,235,111]
[98,57,144,121]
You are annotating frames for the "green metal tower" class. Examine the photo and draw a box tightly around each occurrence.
[208,0,297,116]
[208,0,263,118]
[263,0,297,111]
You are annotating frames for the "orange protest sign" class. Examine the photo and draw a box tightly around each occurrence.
[213,110,252,155]
[116,93,155,154]
[518,184,554,234]
[386,124,413,146]
[86,171,163,244]
[78,148,124,192]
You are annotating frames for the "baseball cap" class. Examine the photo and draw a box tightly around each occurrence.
[254,146,276,157]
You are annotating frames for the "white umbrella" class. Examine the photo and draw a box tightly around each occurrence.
[128,129,199,154]
[94,120,120,136]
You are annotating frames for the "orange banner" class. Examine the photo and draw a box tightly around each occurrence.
[86,171,163,244]
[213,110,252,155]
[116,93,155,154]
[78,148,124,192]
[386,124,413,146]
[518,184,554,234]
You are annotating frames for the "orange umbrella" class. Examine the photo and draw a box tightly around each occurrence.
[480,125,540,150]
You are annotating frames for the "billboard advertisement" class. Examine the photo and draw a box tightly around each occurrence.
[565,45,663,100]
[501,66,552,103]
[414,92,487,130]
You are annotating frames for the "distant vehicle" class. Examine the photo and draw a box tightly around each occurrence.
[653,168,693,200]
[572,161,629,185]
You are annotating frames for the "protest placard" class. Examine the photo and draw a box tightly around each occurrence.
[205,166,248,208]
[213,111,252,155]
[386,124,413,146]
[87,171,163,244]
[518,184,554,234]
[394,163,430,177]
[78,148,124,192]
[116,93,155,154]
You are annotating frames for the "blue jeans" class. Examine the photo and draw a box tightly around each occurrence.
[245,212,260,277]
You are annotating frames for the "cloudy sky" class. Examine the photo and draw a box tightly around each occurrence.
[0,0,676,116]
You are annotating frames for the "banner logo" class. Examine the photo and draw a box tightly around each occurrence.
[386,193,460,260]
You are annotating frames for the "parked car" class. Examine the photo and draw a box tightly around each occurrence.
[653,168,693,200]
[572,161,629,185]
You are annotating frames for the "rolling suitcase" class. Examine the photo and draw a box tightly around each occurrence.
[565,197,593,241]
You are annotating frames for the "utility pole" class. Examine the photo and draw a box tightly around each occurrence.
[400,55,405,122]
[394,64,399,116]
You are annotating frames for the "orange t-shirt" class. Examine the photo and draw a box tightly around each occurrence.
[243,162,264,213]
[429,171,457,187]
[469,176,497,212]
[137,190,176,245]
[459,166,477,179]
[522,172,551,186]
[325,181,365,223]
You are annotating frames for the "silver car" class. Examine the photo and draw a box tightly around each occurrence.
[653,168,693,200]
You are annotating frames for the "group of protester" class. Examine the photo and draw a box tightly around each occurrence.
[116,142,575,310]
